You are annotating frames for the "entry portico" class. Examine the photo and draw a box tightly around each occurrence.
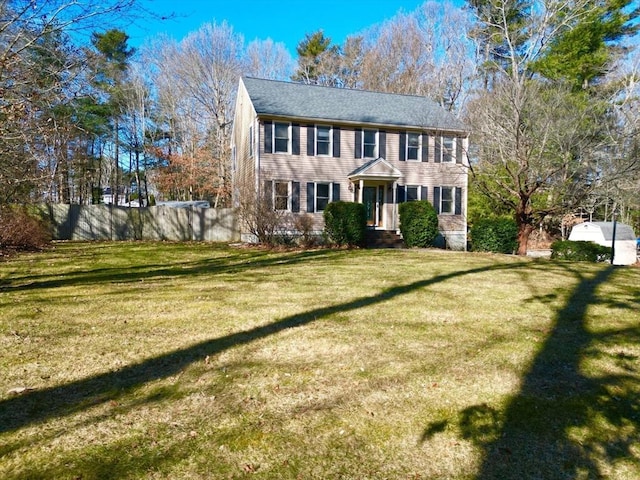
[348,157,402,230]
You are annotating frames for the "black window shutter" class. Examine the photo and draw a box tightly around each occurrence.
[422,134,429,162]
[292,124,300,155]
[434,187,441,213]
[292,181,300,212]
[307,126,315,156]
[420,186,428,201]
[355,129,362,158]
[455,187,462,215]
[333,126,340,157]
[434,136,441,163]
[399,132,406,161]
[332,182,340,202]
[456,138,463,164]
[379,130,386,158]
[264,121,272,153]
[306,182,315,213]
[396,185,406,203]
[263,180,273,209]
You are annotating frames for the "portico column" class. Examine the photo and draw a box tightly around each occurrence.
[358,179,364,203]
[392,181,397,231]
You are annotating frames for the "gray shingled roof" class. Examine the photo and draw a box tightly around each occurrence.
[592,222,636,241]
[242,77,468,133]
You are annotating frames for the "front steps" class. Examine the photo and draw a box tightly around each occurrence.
[365,230,405,249]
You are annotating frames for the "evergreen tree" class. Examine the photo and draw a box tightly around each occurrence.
[292,30,336,84]
[531,0,640,89]
[88,29,135,204]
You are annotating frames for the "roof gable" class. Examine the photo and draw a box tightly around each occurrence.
[241,77,468,133]
[348,157,402,180]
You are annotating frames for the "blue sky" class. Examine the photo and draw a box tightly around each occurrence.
[130,0,464,53]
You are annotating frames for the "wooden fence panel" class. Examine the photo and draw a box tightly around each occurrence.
[39,205,239,242]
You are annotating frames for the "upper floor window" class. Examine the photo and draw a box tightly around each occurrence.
[363,129,377,158]
[248,126,253,157]
[316,125,331,156]
[274,122,290,153]
[442,136,455,163]
[407,133,420,161]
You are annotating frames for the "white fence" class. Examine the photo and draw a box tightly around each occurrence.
[39,204,240,242]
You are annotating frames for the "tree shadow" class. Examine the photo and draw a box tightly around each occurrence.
[0,261,525,435]
[422,264,640,479]
[0,246,343,294]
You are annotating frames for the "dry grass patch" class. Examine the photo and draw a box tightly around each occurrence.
[1,242,638,479]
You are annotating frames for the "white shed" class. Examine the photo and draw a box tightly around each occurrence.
[568,222,637,265]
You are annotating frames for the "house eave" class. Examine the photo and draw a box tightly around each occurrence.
[256,113,469,136]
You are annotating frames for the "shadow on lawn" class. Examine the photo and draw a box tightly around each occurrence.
[0,261,524,436]
[0,246,344,294]
[422,264,640,479]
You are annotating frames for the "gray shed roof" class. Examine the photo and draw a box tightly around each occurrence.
[592,222,636,241]
[242,77,468,133]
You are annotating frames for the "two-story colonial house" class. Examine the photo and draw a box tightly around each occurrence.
[231,76,470,249]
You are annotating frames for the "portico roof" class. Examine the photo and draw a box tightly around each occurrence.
[348,157,402,182]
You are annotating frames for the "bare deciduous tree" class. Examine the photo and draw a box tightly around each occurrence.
[356,1,475,111]
[245,38,293,80]
[144,23,244,206]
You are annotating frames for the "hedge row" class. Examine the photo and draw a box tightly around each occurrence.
[469,217,518,254]
[550,240,612,262]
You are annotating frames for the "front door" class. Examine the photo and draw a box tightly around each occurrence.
[363,185,384,227]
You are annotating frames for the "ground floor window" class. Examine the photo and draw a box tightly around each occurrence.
[274,181,290,211]
[434,186,462,215]
[316,183,330,211]
[440,186,454,214]
[307,181,340,213]
[406,185,419,202]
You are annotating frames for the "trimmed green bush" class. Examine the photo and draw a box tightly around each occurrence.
[470,217,518,254]
[550,240,612,262]
[323,202,366,247]
[398,200,439,248]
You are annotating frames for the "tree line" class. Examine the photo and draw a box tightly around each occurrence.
[1,0,639,253]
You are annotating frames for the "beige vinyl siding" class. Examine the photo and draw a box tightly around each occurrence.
[259,125,467,207]
[231,83,260,202]
[256,121,468,234]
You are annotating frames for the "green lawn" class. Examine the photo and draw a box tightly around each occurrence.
[1,242,638,479]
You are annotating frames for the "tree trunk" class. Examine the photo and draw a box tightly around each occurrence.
[516,222,534,256]
[515,200,534,256]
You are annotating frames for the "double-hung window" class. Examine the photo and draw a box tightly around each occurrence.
[406,185,420,202]
[440,187,454,214]
[363,129,377,158]
[407,133,420,161]
[274,181,290,210]
[442,136,455,163]
[316,125,331,156]
[315,183,330,211]
[307,181,339,213]
[274,122,290,153]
